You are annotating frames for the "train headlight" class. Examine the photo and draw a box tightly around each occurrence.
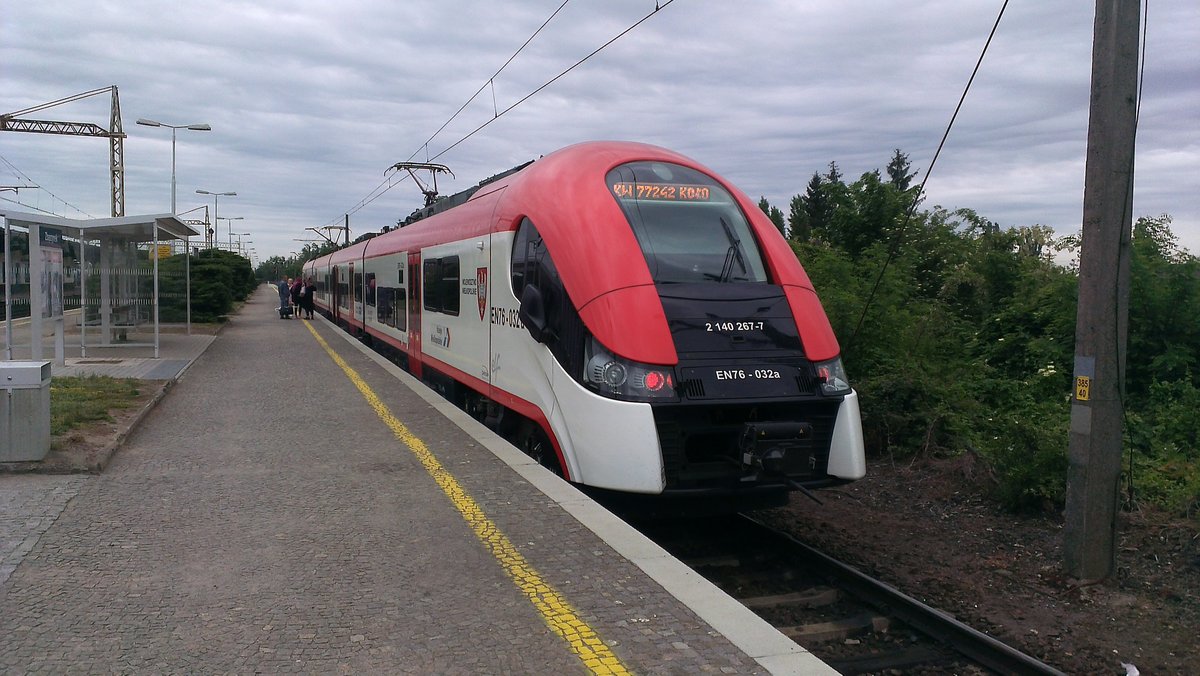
[584,337,677,401]
[816,357,852,396]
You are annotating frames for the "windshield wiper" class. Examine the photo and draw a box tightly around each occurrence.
[718,216,748,283]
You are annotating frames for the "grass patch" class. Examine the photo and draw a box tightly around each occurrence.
[50,375,142,436]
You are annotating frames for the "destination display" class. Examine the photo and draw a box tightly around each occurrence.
[610,181,715,202]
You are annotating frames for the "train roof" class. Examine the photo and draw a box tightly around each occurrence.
[307,141,834,363]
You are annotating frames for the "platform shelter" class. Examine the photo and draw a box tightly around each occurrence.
[1,209,198,364]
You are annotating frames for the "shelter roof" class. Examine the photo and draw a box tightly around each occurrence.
[0,209,198,241]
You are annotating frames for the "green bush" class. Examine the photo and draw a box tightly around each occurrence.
[769,165,1198,518]
[1128,380,1200,516]
[157,250,255,322]
[970,380,1071,511]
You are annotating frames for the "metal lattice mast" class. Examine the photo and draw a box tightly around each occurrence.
[0,85,127,217]
[109,86,125,216]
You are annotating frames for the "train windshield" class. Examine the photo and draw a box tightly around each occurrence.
[607,162,769,284]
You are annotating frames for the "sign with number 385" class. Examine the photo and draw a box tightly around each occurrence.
[1075,376,1092,401]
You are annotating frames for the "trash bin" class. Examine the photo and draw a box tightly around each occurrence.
[1,361,52,462]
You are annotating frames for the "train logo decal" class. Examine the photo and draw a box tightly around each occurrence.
[477,267,488,321]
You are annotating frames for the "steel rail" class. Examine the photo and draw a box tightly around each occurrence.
[737,513,1066,676]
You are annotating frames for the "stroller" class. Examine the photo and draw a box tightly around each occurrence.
[279,300,293,319]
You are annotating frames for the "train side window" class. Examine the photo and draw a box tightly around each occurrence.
[366,273,377,307]
[441,256,460,315]
[377,286,392,324]
[512,218,571,348]
[511,218,536,294]
[423,260,439,311]
[422,256,460,316]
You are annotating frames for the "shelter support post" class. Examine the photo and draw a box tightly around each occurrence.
[3,215,10,361]
[153,224,160,358]
[29,224,42,361]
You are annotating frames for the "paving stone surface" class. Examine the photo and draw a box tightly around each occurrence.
[0,290,775,673]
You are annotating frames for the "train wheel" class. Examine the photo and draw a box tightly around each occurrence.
[520,424,563,477]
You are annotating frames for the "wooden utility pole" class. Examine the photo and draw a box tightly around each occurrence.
[1064,0,1141,581]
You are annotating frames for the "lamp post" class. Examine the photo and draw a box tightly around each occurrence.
[233,233,251,257]
[216,216,244,251]
[197,190,236,250]
[136,119,211,213]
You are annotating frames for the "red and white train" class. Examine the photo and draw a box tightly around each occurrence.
[305,141,865,507]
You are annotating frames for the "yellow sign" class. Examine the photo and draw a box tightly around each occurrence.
[1075,376,1091,401]
[150,244,172,260]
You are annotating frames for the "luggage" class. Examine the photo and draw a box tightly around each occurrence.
[279,304,293,319]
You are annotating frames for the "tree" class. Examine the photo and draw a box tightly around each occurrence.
[800,172,832,238]
[821,169,913,259]
[787,194,809,242]
[1127,214,1200,396]
[886,148,916,191]
[758,197,786,236]
[825,161,843,186]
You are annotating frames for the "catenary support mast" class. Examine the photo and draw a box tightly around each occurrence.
[1064,0,1141,581]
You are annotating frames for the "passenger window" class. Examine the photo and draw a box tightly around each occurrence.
[510,219,534,294]
[422,256,460,316]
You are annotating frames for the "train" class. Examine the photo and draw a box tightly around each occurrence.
[304,141,865,510]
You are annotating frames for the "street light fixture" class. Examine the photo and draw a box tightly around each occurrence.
[197,190,236,250]
[216,215,245,251]
[136,118,211,213]
[232,232,251,256]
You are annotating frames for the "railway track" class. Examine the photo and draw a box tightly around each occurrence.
[630,513,1065,675]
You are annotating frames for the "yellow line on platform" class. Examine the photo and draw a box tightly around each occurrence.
[305,321,630,675]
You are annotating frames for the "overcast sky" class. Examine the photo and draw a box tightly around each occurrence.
[2,0,1196,263]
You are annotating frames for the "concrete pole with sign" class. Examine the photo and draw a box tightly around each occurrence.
[1063,0,1140,581]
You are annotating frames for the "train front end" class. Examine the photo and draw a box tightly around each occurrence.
[518,143,866,508]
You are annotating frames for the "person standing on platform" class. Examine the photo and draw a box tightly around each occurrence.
[277,277,292,318]
[290,277,303,316]
[302,277,316,319]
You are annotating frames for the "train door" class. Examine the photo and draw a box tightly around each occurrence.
[348,261,357,328]
[331,266,342,323]
[407,251,422,377]
[358,253,369,327]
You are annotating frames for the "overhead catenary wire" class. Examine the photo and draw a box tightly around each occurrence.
[847,0,1010,348]
[318,0,574,230]
[406,0,574,164]
[321,0,677,230]
[426,0,677,164]
[0,152,94,217]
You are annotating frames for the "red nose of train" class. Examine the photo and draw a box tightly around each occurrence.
[504,140,840,366]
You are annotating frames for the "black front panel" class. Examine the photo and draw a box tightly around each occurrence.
[658,283,803,356]
[654,282,839,490]
[654,400,840,490]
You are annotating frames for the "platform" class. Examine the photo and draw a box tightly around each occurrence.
[0,287,833,674]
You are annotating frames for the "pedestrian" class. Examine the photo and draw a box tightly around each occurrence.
[302,277,316,319]
[277,277,291,318]
[290,277,303,316]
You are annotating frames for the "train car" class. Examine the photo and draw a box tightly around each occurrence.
[306,141,865,509]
